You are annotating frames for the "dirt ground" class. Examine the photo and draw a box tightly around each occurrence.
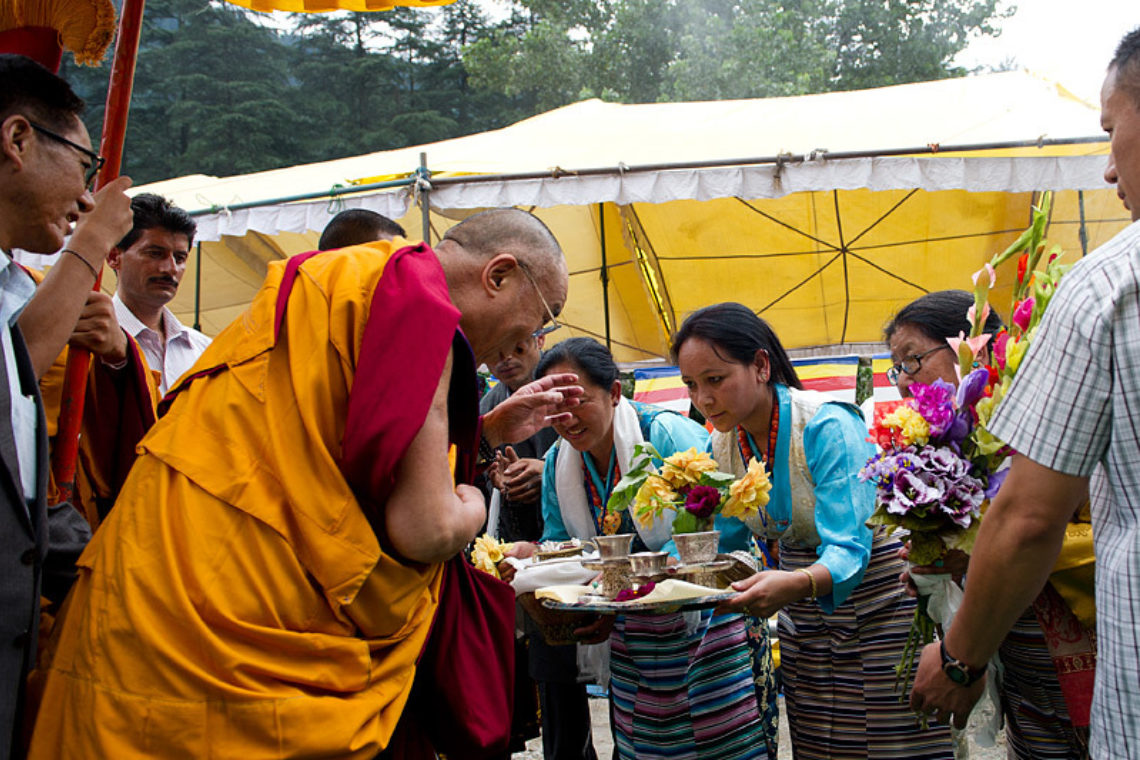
[512,695,1007,759]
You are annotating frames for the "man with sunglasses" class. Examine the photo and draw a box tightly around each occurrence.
[28,208,583,758]
[0,54,133,759]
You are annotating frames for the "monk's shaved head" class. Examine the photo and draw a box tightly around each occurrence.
[443,208,566,290]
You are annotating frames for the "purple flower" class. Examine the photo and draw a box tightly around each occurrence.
[946,410,972,445]
[941,479,985,528]
[911,380,956,438]
[957,367,990,409]
[1013,297,1035,332]
[684,485,721,519]
[919,447,970,479]
[984,467,1009,498]
[886,469,943,516]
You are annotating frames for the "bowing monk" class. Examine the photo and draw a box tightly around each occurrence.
[28,208,575,759]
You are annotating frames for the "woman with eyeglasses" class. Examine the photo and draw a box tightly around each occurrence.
[528,337,777,760]
[886,290,1095,759]
[674,303,953,760]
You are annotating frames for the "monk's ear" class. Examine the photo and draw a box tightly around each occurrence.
[481,253,519,297]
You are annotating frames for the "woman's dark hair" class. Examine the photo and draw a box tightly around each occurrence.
[884,290,1004,344]
[535,337,619,389]
[670,303,802,390]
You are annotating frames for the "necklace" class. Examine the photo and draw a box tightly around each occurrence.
[582,449,623,535]
[737,394,780,475]
[736,394,779,564]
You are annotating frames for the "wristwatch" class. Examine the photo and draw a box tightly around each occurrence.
[940,640,986,686]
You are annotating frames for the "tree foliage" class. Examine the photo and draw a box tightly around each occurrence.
[59,0,1008,187]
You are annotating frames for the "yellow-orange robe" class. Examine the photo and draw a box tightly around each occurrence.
[28,241,467,758]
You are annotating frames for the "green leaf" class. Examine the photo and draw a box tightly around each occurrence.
[672,509,700,535]
[698,471,735,486]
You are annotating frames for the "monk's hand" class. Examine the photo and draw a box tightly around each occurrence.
[910,641,985,729]
[504,452,544,502]
[482,373,583,446]
[718,570,800,618]
[68,176,134,269]
[69,291,128,364]
[573,614,614,645]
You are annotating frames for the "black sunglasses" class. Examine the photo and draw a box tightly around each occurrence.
[29,121,104,190]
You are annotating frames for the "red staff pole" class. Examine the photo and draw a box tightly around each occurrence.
[50,0,147,504]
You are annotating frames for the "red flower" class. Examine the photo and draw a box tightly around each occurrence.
[1017,252,1029,285]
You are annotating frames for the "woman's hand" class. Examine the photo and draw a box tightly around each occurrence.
[573,614,614,644]
[719,570,805,618]
[897,544,970,597]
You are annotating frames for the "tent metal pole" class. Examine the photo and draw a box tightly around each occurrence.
[194,241,202,331]
[426,137,1108,188]
[419,152,431,244]
[600,203,610,350]
[1078,190,1089,257]
[187,176,416,217]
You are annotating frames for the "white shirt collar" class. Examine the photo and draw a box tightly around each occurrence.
[112,291,188,343]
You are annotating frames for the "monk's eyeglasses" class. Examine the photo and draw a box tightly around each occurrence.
[29,121,104,190]
[517,261,563,339]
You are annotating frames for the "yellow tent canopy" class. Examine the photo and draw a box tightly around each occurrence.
[119,71,1128,361]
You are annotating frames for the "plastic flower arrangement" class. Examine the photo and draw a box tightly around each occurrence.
[470,534,514,579]
[607,445,770,534]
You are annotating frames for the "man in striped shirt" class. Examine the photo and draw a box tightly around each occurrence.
[910,28,1140,757]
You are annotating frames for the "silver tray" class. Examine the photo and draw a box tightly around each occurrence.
[541,589,738,615]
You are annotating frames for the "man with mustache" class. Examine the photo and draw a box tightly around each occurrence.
[106,193,208,394]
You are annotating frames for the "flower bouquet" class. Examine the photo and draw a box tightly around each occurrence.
[607,445,770,562]
[861,193,1069,703]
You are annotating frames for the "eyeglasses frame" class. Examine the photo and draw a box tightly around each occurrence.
[28,121,105,190]
[886,344,952,386]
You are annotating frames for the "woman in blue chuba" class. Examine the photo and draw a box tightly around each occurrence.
[534,337,777,760]
[673,303,954,760]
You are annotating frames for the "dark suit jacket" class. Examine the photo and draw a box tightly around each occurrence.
[0,327,90,760]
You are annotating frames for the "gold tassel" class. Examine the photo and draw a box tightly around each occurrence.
[0,0,116,66]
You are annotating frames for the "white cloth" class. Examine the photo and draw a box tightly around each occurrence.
[553,396,673,550]
[508,553,600,596]
[0,256,37,504]
[112,293,211,394]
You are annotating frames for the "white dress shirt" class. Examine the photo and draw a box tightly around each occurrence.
[112,293,211,394]
[0,255,38,504]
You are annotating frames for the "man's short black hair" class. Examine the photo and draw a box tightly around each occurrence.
[0,54,85,133]
[1111,27,1140,105]
[318,209,406,250]
[116,193,197,250]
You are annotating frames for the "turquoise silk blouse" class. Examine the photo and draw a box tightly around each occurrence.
[709,383,876,612]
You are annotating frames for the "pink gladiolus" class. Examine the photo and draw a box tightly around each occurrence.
[1013,298,1035,332]
[992,331,1009,371]
[972,263,996,288]
[967,302,991,329]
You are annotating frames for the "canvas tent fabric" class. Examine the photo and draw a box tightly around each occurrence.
[121,71,1130,360]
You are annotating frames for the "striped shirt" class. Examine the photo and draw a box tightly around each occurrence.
[988,219,1140,758]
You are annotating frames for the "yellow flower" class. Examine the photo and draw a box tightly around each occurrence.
[470,534,514,579]
[659,447,719,488]
[633,474,677,527]
[723,458,771,518]
[882,405,929,447]
[1006,336,1029,373]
